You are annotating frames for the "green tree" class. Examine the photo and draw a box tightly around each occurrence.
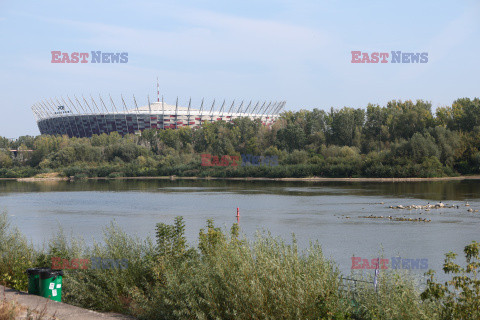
[422,241,480,319]
[450,97,480,132]
[276,123,306,152]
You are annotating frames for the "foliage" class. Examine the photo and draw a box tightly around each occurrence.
[0,212,35,291]
[0,213,479,319]
[1,98,480,178]
[421,241,480,319]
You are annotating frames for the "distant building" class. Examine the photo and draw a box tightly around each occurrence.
[32,96,285,138]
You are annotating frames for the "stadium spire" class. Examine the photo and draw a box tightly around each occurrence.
[157,77,160,102]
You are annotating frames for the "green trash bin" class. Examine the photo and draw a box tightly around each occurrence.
[27,268,40,296]
[39,269,64,302]
[26,268,47,295]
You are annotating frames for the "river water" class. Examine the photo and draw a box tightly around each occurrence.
[1,179,479,281]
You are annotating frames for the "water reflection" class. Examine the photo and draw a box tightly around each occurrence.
[1,179,480,200]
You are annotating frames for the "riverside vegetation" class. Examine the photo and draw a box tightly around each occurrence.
[1,98,480,179]
[0,213,479,319]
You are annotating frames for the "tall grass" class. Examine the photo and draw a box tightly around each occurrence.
[346,270,440,320]
[0,213,475,319]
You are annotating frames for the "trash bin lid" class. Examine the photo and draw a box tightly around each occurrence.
[39,269,64,279]
[26,267,50,275]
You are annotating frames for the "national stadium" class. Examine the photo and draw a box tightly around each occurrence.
[31,93,286,138]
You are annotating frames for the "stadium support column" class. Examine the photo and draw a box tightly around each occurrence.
[55,97,75,137]
[147,95,152,130]
[247,101,258,119]
[38,102,52,135]
[243,100,252,117]
[272,101,285,120]
[47,98,68,136]
[34,103,46,133]
[277,101,286,114]
[73,95,89,137]
[236,101,243,114]
[271,102,281,117]
[162,95,165,130]
[226,100,235,122]
[38,103,49,120]
[32,104,44,132]
[199,98,204,127]
[110,94,123,135]
[38,103,50,120]
[31,104,41,121]
[61,96,81,137]
[120,95,129,133]
[252,101,265,118]
[31,105,39,122]
[235,100,244,122]
[99,95,108,113]
[187,97,191,127]
[67,96,87,137]
[91,95,107,135]
[74,95,94,137]
[265,101,276,115]
[83,95,101,135]
[43,99,63,135]
[100,95,116,134]
[133,95,141,133]
[175,97,178,129]
[228,100,236,114]
[265,101,278,125]
[121,94,131,134]
[260,101,271,123]
[32,105,44,133]
[219,99,226,119]
[209,99,216,123]
[262,101,272,115]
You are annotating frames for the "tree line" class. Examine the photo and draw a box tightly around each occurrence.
[1,97,479,178]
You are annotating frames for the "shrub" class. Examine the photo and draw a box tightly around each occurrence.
[421,241,480,320]
[0,212,36,291]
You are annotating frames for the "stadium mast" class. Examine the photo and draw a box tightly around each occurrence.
[157,77,160,103]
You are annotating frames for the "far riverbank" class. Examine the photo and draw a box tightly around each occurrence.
[6,174,480,183]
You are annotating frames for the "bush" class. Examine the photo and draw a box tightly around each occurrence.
[63,222,157,313]
[1,213,479,319]
[134,220,347,320]
[0,212,36,291]
[421,241,480,320]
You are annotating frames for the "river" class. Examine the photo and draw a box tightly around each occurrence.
[1,179,479,281]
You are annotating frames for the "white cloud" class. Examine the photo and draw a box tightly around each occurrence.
[39,8,333,67]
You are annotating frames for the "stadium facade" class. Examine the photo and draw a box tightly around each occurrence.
[31,95,285,138]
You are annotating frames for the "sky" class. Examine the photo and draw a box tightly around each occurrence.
[0,0,479,138]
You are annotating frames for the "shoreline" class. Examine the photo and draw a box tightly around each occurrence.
[5,175,480,183]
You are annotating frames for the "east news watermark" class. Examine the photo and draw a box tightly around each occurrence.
[350,51,428,63]
[51,51,128,63]
[201,154,279,167]
[351,257,428,270]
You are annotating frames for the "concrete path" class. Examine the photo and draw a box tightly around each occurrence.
[1,285,135,320]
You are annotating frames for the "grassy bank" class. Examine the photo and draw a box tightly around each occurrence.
[0,159,460,180]
[0,212,479,319]
[10,173,480,183]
